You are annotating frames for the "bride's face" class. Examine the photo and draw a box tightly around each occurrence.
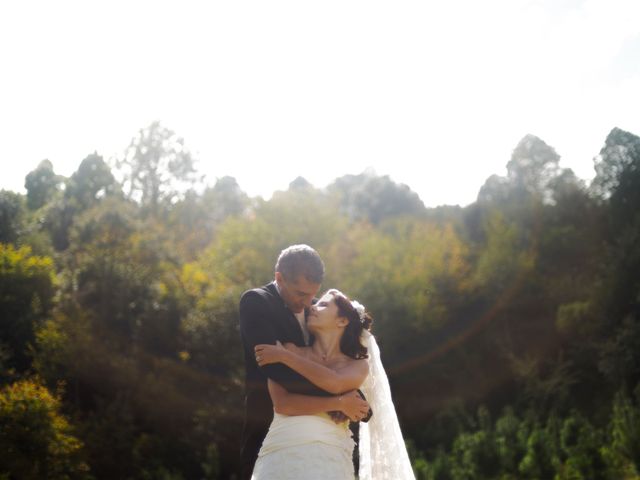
[307,293,346,333]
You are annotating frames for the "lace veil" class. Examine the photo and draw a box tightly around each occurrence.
[358,331,416,480]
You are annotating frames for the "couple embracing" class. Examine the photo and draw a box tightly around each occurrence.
[239,245,415,479]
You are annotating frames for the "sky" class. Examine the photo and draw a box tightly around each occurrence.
[0,0,638,207]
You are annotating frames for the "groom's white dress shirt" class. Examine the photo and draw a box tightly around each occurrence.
[275,282,310,345]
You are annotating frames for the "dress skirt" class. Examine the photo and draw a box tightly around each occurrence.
[251,413,355,480]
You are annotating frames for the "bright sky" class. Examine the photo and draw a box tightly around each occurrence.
[1,0,638,207]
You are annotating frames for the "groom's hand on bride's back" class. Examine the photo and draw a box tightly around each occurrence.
[328,411,350,424]
[336,390,370,423]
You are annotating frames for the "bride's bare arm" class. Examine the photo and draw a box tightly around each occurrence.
[257,343,369,394]
[268,380,370,421]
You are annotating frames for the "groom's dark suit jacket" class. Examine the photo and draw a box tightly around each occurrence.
[239,282,331,479]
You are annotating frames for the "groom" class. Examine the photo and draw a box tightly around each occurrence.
[238,244,370,479]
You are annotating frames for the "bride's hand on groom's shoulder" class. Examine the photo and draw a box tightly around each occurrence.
[255,341,288,366]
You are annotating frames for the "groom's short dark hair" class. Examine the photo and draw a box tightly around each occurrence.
[275,244,324,284]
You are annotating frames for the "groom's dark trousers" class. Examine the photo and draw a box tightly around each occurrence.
[239,282,333,480]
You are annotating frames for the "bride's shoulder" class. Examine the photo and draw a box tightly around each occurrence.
[337,354,369,372]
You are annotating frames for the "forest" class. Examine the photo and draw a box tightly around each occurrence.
[1,122,639,479]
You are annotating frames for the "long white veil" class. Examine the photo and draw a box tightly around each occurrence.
[358,331,416,479]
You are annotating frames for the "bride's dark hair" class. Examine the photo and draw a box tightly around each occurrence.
[325,289,373,360]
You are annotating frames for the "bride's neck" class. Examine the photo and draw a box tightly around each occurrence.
[312,331,342,360]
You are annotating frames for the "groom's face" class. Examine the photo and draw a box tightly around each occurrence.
[276,272,321,314]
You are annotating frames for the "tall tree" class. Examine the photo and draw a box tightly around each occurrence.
[591,127,640,233]
[0,379,89,479]
[590,130,640,391]
[327,171,425,224]
[203,176,249,224]
[42,153,119,252]
[24,160,63,210]
[166,176,251,258]
[65,153,118,209]
[0,245,55,372]
[0,191,25,244]
[116,122,199,216]
[591,127,640,199]
[506,134,561,203]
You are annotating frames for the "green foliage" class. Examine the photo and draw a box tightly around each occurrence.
[69,197,148,342]
[25,160,63,211]
[494,407,525,474]
[334,218,471,331]
[0,378,89,479]
[4,124,640,478]
[506,134,561,203]
[116,121,199,216]
[450,429,499,479]
[165,176,250,259]
[472,211,535,292]
[0,244,56,372]
[0,342,15,385]
[65,153,118,209]
[66,196,186,354]
[599,316,640,389]
[557,412,608,480]
[0,190,25,244]
[518,425,556,479]
[35,153,119,252]
[556,301,592,337]
[327,171,426,224]
[416,407,621,480]
[417,448,452,480]
[591,127,640,205]
[31,306,98,392]
[602,387,640,478]
[200,443,221,480]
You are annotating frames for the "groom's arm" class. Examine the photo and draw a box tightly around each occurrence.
[239,290,330,396]
[256,344,368,394]
[268,380,370,421]
[254,338,374,422]
[240,290,372,421]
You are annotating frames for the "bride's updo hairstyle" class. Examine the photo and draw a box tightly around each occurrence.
[325,289,373,360]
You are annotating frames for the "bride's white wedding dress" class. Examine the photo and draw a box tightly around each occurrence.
[251,332,416,480]
[251,412,355,479]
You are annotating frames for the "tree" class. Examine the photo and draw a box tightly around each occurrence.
[449,408,500,480]
[0,378,89,479]
[557,412,607,480]
[202,176,249,224]
[475,135,567,245]
[166,176,251,258]
[476,174,511,206]
[0,244,55,372]
[38,153,119,252]
[68,197,152,345]
[24,160,63,210]
[592,128,640,252]
[603,387,640,477]
[591,127,640,202]
[327,171,426,224]
[506,134,561,203]
[288,176,313,190]
[0,191,25,244]
[116,121,199,216]
[589,129,640,390]
[65,153,118,209]
[472,136,564,260]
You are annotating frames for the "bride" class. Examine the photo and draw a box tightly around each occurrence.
[252,289,415,480]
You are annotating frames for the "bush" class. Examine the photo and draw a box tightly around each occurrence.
[0,378,89,479]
